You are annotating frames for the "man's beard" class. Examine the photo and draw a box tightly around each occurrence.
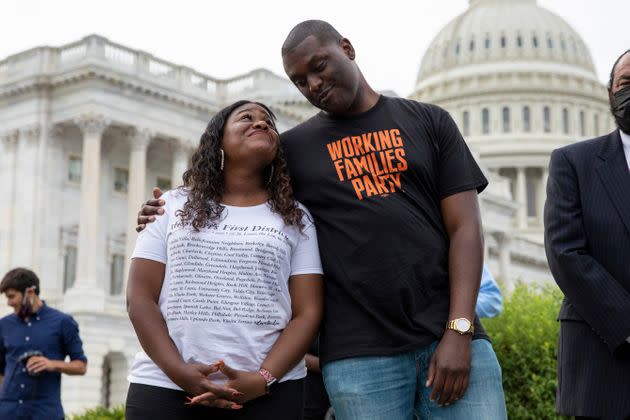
[611,86,630,134]
[17,296,34,320]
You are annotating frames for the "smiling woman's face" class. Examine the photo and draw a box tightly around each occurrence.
[221,102,279,169]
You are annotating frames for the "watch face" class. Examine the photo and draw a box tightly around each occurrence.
[455,318,471,332]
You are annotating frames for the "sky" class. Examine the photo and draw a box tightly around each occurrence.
[1,0,627,96]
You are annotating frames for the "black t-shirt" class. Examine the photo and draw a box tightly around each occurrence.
[281,96,489,364]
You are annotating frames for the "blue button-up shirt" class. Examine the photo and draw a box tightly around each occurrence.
[476,265,504,318]
[0,304,87,420]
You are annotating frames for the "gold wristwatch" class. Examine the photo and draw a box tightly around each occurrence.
[446,318,474,335]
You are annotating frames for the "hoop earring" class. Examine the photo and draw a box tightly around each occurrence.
[219,149,225,172]
[267,165,274,186]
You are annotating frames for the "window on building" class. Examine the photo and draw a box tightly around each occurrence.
[502,107,511,133]
[560,39,566,51]
[522,106,531,132]
[68,156,82,183]
[543,106,551,133]
[110,254,125,295]
[482,108,490,134]
[594,113,599,135]
[526,175,538,218]
[469,40,475,52]
[63,246,77,292]
[455,43,460,55]
[462,111,470,136]
[114,168,129,193]
[101,358,112,408]
[562,108,570,134]
[485,37,491,49]
[532,36,539,48]
[517,36,523,48]
[579,111,585,136]
[157,177,172,191]
[547,36,553,49]
[500,36,506,48]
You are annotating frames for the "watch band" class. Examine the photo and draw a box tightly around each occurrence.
[258,368,277,394]
[446,318,474,334]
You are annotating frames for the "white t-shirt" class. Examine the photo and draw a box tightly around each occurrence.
[128,189,323,390]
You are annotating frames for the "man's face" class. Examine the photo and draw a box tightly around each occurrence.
[4,288,24,313]
[283,35,361,116]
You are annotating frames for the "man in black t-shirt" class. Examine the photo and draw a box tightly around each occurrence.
[138,20,506,419]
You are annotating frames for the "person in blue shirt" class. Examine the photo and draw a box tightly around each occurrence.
[476,265,504,318]
[0,267,87,420]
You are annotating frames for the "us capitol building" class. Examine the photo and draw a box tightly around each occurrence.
[0,0,614,413]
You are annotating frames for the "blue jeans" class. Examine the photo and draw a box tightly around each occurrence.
[322,339,507,420]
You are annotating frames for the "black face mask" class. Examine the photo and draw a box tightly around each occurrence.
[611,85,630,133]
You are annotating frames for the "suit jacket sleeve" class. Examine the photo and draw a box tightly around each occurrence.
[544,148,630,355]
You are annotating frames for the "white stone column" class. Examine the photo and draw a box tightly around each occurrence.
[11,125,41,268]
[65,115,109,310]
[496,232,514,295]
[171,139,190,189]
[0,130,19,274]
[61,342,105,414]
[123,128,152,292]
[515,167,527,229]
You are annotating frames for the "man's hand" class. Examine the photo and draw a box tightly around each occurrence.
[172,362,243,410]
[26,356,57,374]
[136,187,165,232]
[425,331,472,406]
[188,362,265,406]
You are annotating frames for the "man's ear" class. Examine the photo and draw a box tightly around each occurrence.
[340,38,356,60]
[25,286,37,297]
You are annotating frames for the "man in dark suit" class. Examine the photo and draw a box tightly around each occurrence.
[544,49,630,420]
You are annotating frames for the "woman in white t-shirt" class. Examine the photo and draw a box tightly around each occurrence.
[125,101,324,420]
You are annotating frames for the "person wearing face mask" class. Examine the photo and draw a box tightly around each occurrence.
[544,49,630,420]
[0,268,87,420]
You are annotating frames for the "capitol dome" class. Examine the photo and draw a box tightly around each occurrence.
[417,0,596,83]
[410,0,613,242]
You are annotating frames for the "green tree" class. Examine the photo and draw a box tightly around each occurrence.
[68,405,124,420]
[483,284,563,420]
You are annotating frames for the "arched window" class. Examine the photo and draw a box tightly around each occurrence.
[522,106,531,132]
[562,108,570,134]
[485,37,491,49]
[547,36,553,49]
[543,106,551,133]
[482,108,490,134]
[500,36,506,48]
[526,173,538,218]
[502,107,511,133]
[517,36,523,48]
[63,246,77,292]
[463,111,470,136]
[532,36,539,48]
[579,110,585,136]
